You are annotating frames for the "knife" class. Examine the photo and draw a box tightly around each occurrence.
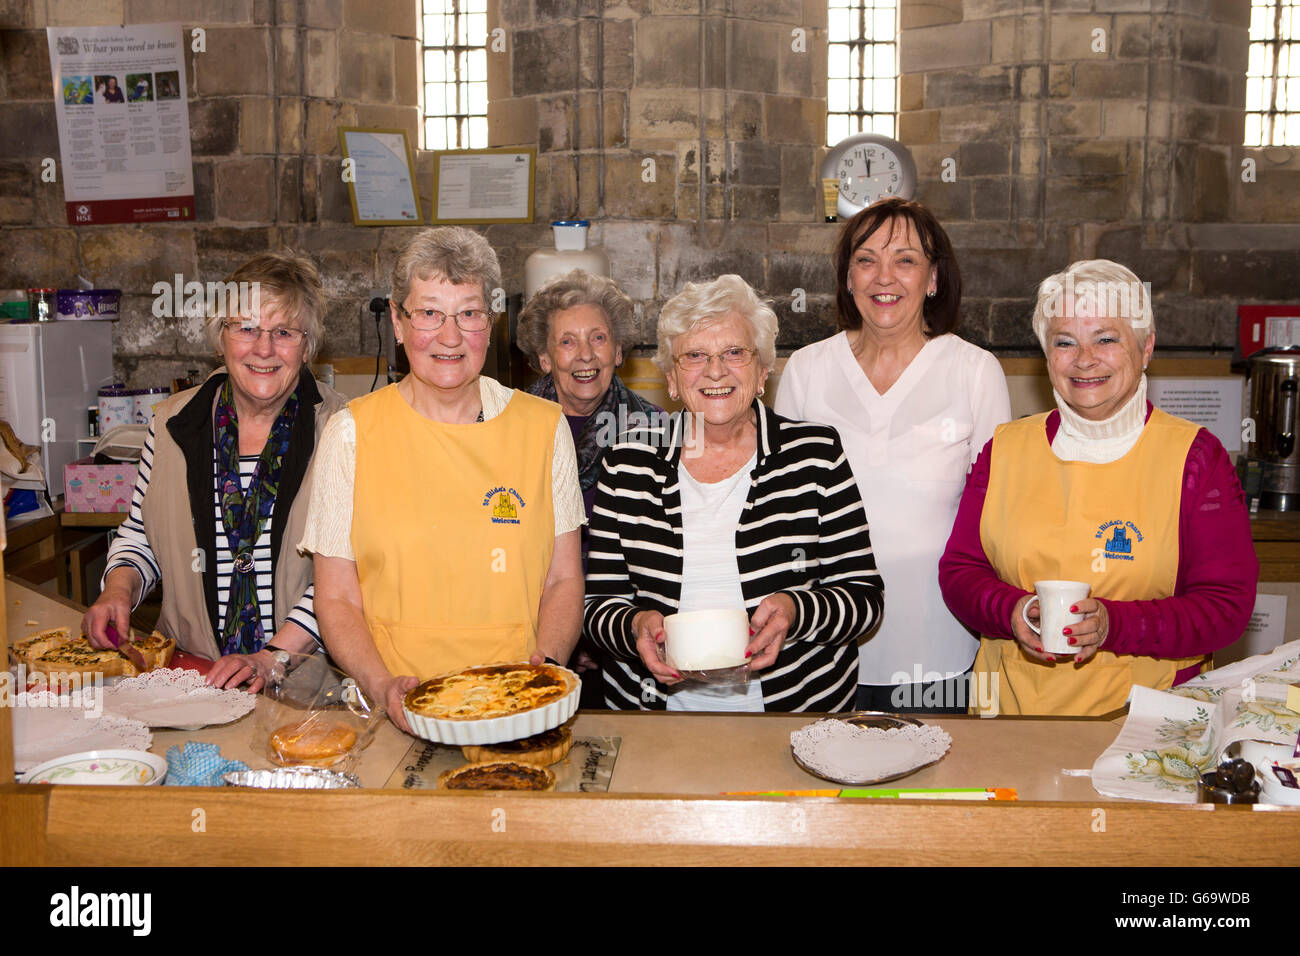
[106,622,148,671]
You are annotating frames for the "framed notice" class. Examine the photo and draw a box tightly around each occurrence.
[338,127,421,226]
[46,23,194,225]
[431,148,535,224]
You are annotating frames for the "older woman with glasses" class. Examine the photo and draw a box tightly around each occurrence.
[516,270,663,564]
[301,227,585,732]
[584,274,884,712]
[84,251,347,691]
[939,259,1257,715]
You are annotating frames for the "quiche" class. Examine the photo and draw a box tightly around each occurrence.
[10,626,175,679]
[462,726,572,767]
[404,662,576,721]
[437,760,557,791]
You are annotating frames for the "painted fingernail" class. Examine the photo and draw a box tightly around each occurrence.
[1062,627,1072,636]
[1067,637,1077,645]
[749,628,755,636]
[1069,605,1078,613]
[745,650,753,659]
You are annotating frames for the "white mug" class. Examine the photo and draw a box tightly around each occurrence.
[1022,580,1091,655]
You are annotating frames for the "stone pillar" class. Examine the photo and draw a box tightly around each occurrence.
[487,0,836,349]
[899,0,1283,351]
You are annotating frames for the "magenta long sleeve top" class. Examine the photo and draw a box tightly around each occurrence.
[938,404,1259,685]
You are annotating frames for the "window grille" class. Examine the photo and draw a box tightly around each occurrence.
[421,0,488,150]
[827,0,898,146]
[1247,0,1299,146]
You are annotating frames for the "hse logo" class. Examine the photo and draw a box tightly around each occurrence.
[482,486,525,524]
[1096,519,1142,561]
[49,886,151,936]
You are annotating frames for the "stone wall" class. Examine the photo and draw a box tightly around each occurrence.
[482,0,840,351]
[0,0,1297,387]
[900,0,1300,351]
[0,0,420,387]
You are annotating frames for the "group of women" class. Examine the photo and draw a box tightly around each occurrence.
[83,198,1258,722]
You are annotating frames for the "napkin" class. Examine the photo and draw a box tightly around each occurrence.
[1090,639,1300,803]
[164,742,249,786]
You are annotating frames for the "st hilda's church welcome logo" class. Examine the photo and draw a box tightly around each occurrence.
[1096,519,1143,561]
[483,486,525,524]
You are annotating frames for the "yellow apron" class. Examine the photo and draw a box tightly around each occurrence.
[973,408,1206,716]
[350,383,558,680]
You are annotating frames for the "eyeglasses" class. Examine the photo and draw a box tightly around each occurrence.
[394,303,492,332]
[673,347,757,370]
[222,322,306,347]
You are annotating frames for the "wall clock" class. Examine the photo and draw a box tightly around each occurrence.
[821,132,918,218]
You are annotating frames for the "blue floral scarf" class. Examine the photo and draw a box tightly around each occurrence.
[213,378,300,655]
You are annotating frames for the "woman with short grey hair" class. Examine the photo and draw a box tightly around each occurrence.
[585,274,883,712]
[517,270,662,563]
[302,227,586,734]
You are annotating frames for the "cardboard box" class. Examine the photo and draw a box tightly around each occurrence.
[63,458,136,513]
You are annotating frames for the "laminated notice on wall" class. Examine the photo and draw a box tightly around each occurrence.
[1147,377,1244,452]
[46,23,194,225]
[1217,592,1288,667]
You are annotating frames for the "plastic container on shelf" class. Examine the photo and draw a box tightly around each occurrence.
[523,220,610,300]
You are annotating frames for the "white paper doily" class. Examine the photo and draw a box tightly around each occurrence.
[791,720,952,785]
[102,668,258,730]
[13,691,153,775]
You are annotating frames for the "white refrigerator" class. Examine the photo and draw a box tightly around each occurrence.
[0,321,116,496]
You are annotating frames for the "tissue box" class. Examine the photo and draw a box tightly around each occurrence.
[63,458,136,512]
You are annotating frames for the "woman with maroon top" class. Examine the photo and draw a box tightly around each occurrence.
[938,259,1257,716]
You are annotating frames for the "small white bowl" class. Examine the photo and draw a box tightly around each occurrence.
[20,748,167,785]
[664,608,750,671]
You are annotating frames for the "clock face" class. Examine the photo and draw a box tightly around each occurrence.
[822,133,917,217]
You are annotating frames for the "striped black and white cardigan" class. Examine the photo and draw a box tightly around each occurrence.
[584,401,883,712]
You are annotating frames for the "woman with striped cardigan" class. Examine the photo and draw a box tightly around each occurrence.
[584,275,884,712]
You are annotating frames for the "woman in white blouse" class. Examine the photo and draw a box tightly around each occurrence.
[300,228,585,733]
[776,198,1011,713]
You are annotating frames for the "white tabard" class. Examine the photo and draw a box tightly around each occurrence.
[775,332,1010,686]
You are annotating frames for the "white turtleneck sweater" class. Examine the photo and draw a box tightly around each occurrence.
[1050,375,1149,464]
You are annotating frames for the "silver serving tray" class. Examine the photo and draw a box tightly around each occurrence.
[222,767,360,789]
[791,711,949,787]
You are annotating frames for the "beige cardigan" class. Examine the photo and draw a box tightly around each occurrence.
[137,369,346,660]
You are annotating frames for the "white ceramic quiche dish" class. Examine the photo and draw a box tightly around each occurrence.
[401,662,581,746]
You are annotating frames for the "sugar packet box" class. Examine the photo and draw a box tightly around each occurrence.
[64,458,136,512]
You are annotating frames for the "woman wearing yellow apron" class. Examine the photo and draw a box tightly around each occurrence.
[939,260,1257,716]
[300,228,586,732]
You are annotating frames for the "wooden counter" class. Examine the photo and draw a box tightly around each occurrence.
[3,580,1298,867]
